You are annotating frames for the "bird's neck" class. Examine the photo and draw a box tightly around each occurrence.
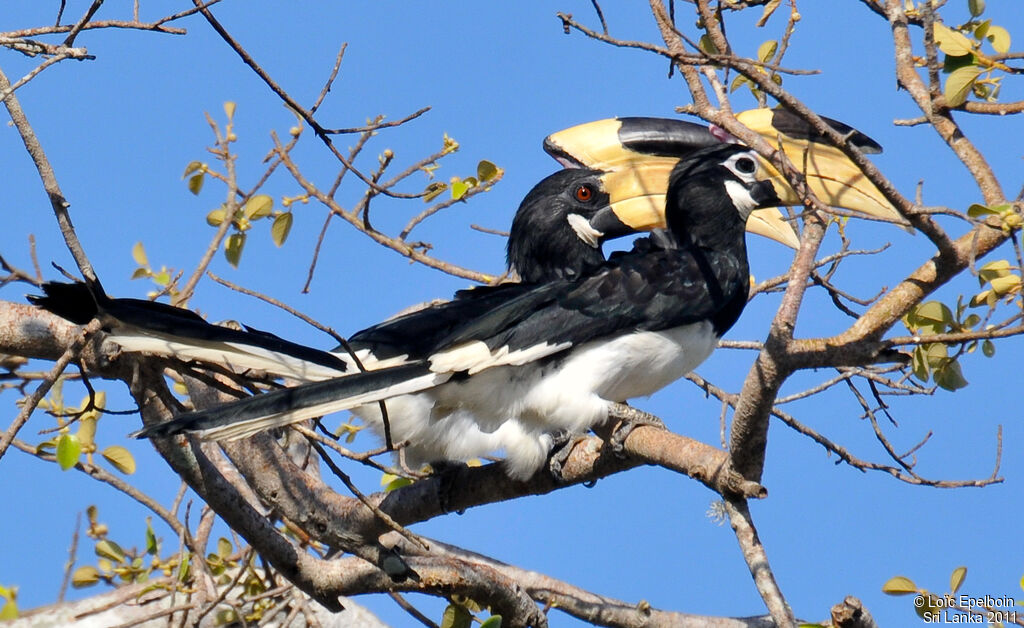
[668,188,749,255]
[507,227,605,283]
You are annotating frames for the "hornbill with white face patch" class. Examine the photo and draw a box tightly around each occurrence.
[131,144,782,478]
[33,110,893,474]
[31,109,894,381]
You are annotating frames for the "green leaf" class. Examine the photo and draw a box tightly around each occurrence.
[384,477,413,492]
[56,433,81,471]
[95,539,126,563]
[218,537,233,559]
[950,566,967,594]
[480,616,503,628]
[243,195,273,220]
[924,342,949,367]
[979,259,1012,282]
[934,359,969,391]
[915,301,953,327]
[102,446,136,475]
[182,161,203,179]
[968,0,985,17]
[423,181,448,202]
[730,75,749,93]
[968,203,1000,217]
[882,575,918,594]
[71,565,100,588]
[757,39,778,63]
[912,346,929,381]
[982,339,995,357]
[477,160,501,182]
[915,594,943,619]
[187,173,205,195]
[381,472,414,492]
[130,268,151,280]
[944,65,982,107]
[934,23,975,56]
[225,233,246,268]
[440,603,473,628]
[145,519,158,555]
[943,52,976,74]
[986,25,1011,54]
[271,213,293,247]
[177,551,191,582]
[131,242,148,266]
[450,180,469,200]
[698,34,719,55]
[206,208,227,227]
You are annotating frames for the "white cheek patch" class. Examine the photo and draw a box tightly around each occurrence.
[567,213,603,249]
[724,179,758,220]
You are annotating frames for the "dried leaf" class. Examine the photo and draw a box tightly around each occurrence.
[71,565,100,588]
[986,25,1011,54]
[101,446,136,475]
[131,242,148,266]
[881,575,917,594]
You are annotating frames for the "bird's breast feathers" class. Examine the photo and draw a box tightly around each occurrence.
[416,321,718,435]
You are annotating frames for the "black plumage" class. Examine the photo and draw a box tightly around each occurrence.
[135,144,781,482]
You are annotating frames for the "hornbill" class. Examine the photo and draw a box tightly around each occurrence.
[31,109,893,382]
[132,143,783,479]
[33,111,893,474]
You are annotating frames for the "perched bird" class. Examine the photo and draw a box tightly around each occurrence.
[31,110,893,383]
[33,112,896,475]
[133,143,782,479]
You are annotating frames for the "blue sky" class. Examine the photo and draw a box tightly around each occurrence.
[2,2,1023,626]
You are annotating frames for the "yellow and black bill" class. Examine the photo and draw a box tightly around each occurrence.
[545,109,899,249]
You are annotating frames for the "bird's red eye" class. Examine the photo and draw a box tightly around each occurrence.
[574,185,594,202]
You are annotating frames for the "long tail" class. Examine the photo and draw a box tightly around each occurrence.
[133,362,450,441]
[29,281,351,381]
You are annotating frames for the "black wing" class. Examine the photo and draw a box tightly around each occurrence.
[434,244,749,361]
[346,282,533,361]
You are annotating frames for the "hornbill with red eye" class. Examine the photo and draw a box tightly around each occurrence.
[32,108,894,379]
[131,144,782,479]
[33,110,894,475]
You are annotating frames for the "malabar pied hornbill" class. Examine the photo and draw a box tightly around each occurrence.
[33,110,894,476]
[130,143,782,479]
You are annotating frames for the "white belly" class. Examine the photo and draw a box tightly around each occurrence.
[353,322,717,477]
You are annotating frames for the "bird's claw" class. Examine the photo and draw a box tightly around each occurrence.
[608,414,666,458]
[547,431,585,482]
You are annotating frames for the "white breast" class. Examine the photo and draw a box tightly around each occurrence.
[352,322,718,478]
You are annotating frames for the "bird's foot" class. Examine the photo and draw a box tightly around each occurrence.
[546,431,586,482]
[605,411,666,458]
[428,460,469,514]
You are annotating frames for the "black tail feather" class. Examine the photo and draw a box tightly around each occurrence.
[29,281,350,375]
[28,281,103,325]
[133,361,438,439]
